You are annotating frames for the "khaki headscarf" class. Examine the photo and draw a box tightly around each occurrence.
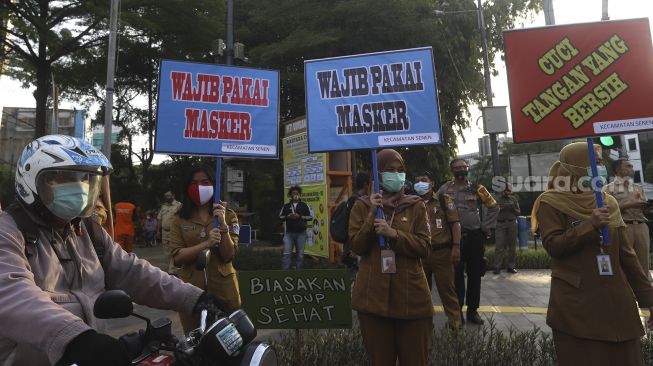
[360,149,421,216]
[531,141,625,231]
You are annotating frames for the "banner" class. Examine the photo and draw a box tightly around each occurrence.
[155,60,280,157]
[282,131,329,258]
[304,47,442,152]
[239,270,352,329]
[504,18,653,143]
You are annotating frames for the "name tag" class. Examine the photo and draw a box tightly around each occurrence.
[597,254,613,276]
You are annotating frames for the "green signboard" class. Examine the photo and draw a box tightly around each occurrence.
[238,269,352,329]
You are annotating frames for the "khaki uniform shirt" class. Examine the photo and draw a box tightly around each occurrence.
[537,202,653,341]
[349,198,433,319]
[603,177,648,222]
[424,192,459,246]
[495,194,520,222]
[438,181,499,232]
[168,209,241,311]
[158,200,182,231]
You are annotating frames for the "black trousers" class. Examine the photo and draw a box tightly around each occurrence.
[455,229,484,313]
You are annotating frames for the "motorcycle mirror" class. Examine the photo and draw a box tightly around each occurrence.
[93,290,133,319]
[196,249,210,271]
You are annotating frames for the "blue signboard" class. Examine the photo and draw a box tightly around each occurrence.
[304,47,442,152]
[155,60,280,158]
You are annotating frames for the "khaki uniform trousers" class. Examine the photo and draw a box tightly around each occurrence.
[553,330,642,366]
[358,312,432,366]
[625,222,651,280]
[494,220,518,270]
[422,247,462,329]
[161,230,177,274]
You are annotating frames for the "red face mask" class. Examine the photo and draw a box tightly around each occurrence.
[187,184,214,206]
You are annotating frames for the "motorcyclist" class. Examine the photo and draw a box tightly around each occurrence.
[0,135,223,366]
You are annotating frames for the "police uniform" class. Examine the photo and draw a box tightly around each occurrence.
[168,209,241,333]
[603,176,651,280]
[158,200,182,273]
[438,181,498,317]
[349,198,433,366]
[494,193,520,271]
[421,192,462,329]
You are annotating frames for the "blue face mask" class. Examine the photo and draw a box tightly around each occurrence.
[414,181,431,196]
[46,182,90,220]
[380,172,406,193]
[582,165,608,188]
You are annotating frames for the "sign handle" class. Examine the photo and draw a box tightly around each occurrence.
[586,138,609,245]
[214,157,222,229]
[295,329,303,366]
[371,150,386,248]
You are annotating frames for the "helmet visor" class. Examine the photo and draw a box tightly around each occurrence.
[36,170,102,219]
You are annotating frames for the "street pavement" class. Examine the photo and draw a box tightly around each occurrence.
[103,243,651,340]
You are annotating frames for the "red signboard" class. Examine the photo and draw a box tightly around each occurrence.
[504,18,653,143]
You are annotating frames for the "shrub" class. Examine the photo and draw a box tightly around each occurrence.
[269,318,557,366]
[485,245,551,269]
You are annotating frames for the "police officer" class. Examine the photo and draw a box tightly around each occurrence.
[603,159,652,281]
[493,184,520,274]
[438,158,498,325]
[414,170,462,330]
[158,190,182,274]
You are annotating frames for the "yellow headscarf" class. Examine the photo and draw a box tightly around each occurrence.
[531,142,625,232]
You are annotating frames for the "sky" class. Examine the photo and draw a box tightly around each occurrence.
[1,0,653,161]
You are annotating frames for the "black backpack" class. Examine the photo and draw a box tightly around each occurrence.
[329,195,358,243]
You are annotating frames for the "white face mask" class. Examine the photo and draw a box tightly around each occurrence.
[414,181,431,196]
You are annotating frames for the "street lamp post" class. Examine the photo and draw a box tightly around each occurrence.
[435,1,501,177]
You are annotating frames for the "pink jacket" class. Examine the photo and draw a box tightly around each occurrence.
[0,211,203,365]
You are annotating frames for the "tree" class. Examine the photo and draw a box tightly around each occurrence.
[234,0,541,180]
[0,0,107,137]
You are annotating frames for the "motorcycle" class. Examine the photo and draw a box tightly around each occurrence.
[92,250,278,366]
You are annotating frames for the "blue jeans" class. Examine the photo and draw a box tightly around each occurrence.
[281,231,307,270]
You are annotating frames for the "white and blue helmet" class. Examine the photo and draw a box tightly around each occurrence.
[15,135,113,218]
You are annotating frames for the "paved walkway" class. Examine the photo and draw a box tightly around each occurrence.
[104,244,651,339]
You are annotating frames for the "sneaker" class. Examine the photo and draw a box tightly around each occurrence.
[467,312,484,325]
[507,268,518,274]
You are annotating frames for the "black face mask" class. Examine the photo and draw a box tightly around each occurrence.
[454,171,468,180]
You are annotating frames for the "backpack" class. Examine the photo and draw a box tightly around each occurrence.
[329,195,358,243]
[6,202,106,262]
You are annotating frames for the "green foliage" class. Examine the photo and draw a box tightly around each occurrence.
[234,246,345,271]
[485,245,551,269]
[270,319,557,366]
[0,164,15,208]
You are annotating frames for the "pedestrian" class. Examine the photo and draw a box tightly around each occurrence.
[279,186,313,270]
[342,172,370,275]
[167,165,241,333]
[438,158,499,325]
[414,170,463,330]
[349,149,432,366]
[142,210,158,247]
[603,159,652,280]
[0,135,226,366]
[158,190,182,274]
[113,200,138,253]
[533,141,653,366]
[493,184,520,274]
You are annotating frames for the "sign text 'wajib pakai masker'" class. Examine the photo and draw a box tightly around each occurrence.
[155,60,280,158]
[504,18,653,143]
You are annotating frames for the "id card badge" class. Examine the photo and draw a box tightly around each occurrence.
[436,218,443,229]
[381,249,397,274]
[597,254,614,276]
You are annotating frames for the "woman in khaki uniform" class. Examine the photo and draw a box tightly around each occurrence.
[168,165,241,333]
[533,142,653,366]
[349,149,432,366]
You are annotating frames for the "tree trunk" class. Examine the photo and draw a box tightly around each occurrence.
[34,61,50,138]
